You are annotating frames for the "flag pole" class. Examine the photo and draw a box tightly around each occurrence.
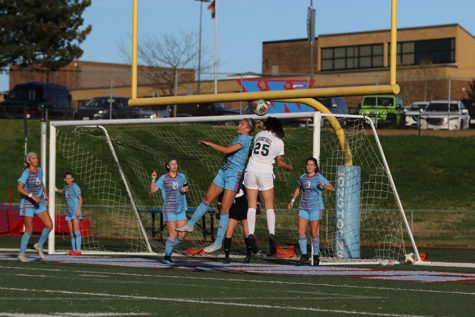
[213,0,218,94]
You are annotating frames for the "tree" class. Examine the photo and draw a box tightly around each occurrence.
[0,0,92,74]
[118,31,212,96]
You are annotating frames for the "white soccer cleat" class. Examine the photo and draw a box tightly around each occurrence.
[175,223,194,233]
[17,254,30,263]
[33,243,46,260]
[203,243,222,253]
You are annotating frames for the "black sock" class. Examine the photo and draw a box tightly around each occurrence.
[244,237,251,254]
[224,237,232,257]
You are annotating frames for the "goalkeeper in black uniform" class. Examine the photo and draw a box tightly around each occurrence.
[220,185,259,263]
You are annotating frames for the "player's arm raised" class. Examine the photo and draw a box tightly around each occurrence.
[150,170,159,194]
[199,140,242,154]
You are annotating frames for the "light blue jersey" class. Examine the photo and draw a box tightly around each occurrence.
[17,167,46,216]
[63,183,82,220]
[223,134,253,171]
[297,173,330,212]
[156,173,188,214]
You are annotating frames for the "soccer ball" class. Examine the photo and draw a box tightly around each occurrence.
[253,99,271,116]
[404,253,416,265]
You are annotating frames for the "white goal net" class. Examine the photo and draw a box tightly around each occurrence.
[48,112,418,263]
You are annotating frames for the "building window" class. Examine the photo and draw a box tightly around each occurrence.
[321,44,384,71]
[390,38,455,66]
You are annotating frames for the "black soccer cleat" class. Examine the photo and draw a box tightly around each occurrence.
[248,234,259,254]
[313,254,320,266]
[244,253,252,263]
[297,254,310,266]
[268,234,276,256]
[223,256,231,264]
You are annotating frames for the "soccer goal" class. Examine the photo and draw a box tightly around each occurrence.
[47,112,419,263]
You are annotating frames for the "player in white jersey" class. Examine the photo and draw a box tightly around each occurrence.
[243,117,293,257]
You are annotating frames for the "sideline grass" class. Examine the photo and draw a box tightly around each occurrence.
[0,259,474,316]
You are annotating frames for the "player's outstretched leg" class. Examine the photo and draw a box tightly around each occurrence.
[177,200,210,232]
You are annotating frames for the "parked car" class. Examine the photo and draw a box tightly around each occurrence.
[0,81,73,119]
[74,96,171,120]
[461,99,475,127]
[419,100,470,130]
[358,95,405,127]
[404,101,429,128]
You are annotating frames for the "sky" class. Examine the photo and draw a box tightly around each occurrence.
[1,0,475,92]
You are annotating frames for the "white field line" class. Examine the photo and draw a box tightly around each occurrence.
[1,265,474,296]
[0,287,430,317]
[1,271,376,299]
[0,296,380,301]
[13,274,48,278]
[0,313,149,317]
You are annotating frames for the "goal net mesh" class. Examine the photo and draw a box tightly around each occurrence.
[52,114,409,261]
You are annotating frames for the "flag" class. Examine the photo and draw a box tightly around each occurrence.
[207,0,215,19]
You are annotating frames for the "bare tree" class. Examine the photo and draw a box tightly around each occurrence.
[399,61,446,104]
[118,31,212,96]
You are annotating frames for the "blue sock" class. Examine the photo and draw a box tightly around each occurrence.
[70,233,76,251]
[312,238,320,255]
[74,231,82,252]
[19,232,31,255]
[188,200,210,227]
[174,237,184,248]
[165,238,175,257]
[215,213,229,246]
[299,235,307,255]
[37,228,51,247]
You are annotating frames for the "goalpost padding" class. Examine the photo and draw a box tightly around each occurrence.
[48,113,418,262]
[335,165,361,259]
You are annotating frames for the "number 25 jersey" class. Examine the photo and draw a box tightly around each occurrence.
[245,130,284,174]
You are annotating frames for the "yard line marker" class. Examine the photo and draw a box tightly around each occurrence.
[0,287,430,317]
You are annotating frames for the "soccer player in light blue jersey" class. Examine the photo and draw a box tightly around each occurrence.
[176,118,255,255]
[56,172,83,255]
[288,157,334,266]
[151,157,189,264]
[16,152,52,262]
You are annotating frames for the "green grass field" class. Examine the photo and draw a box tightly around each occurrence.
[0,256,474,316]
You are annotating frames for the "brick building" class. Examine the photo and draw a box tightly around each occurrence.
[262,24,475,107]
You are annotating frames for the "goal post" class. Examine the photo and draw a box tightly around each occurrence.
[48,112,419,263]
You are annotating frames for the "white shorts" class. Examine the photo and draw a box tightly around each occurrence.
[243,171,274,191]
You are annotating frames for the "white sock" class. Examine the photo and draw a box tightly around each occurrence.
[266,209,275,235]
[247,208,256,235]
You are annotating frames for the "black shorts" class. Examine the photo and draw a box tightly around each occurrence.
[229,196,247,221]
